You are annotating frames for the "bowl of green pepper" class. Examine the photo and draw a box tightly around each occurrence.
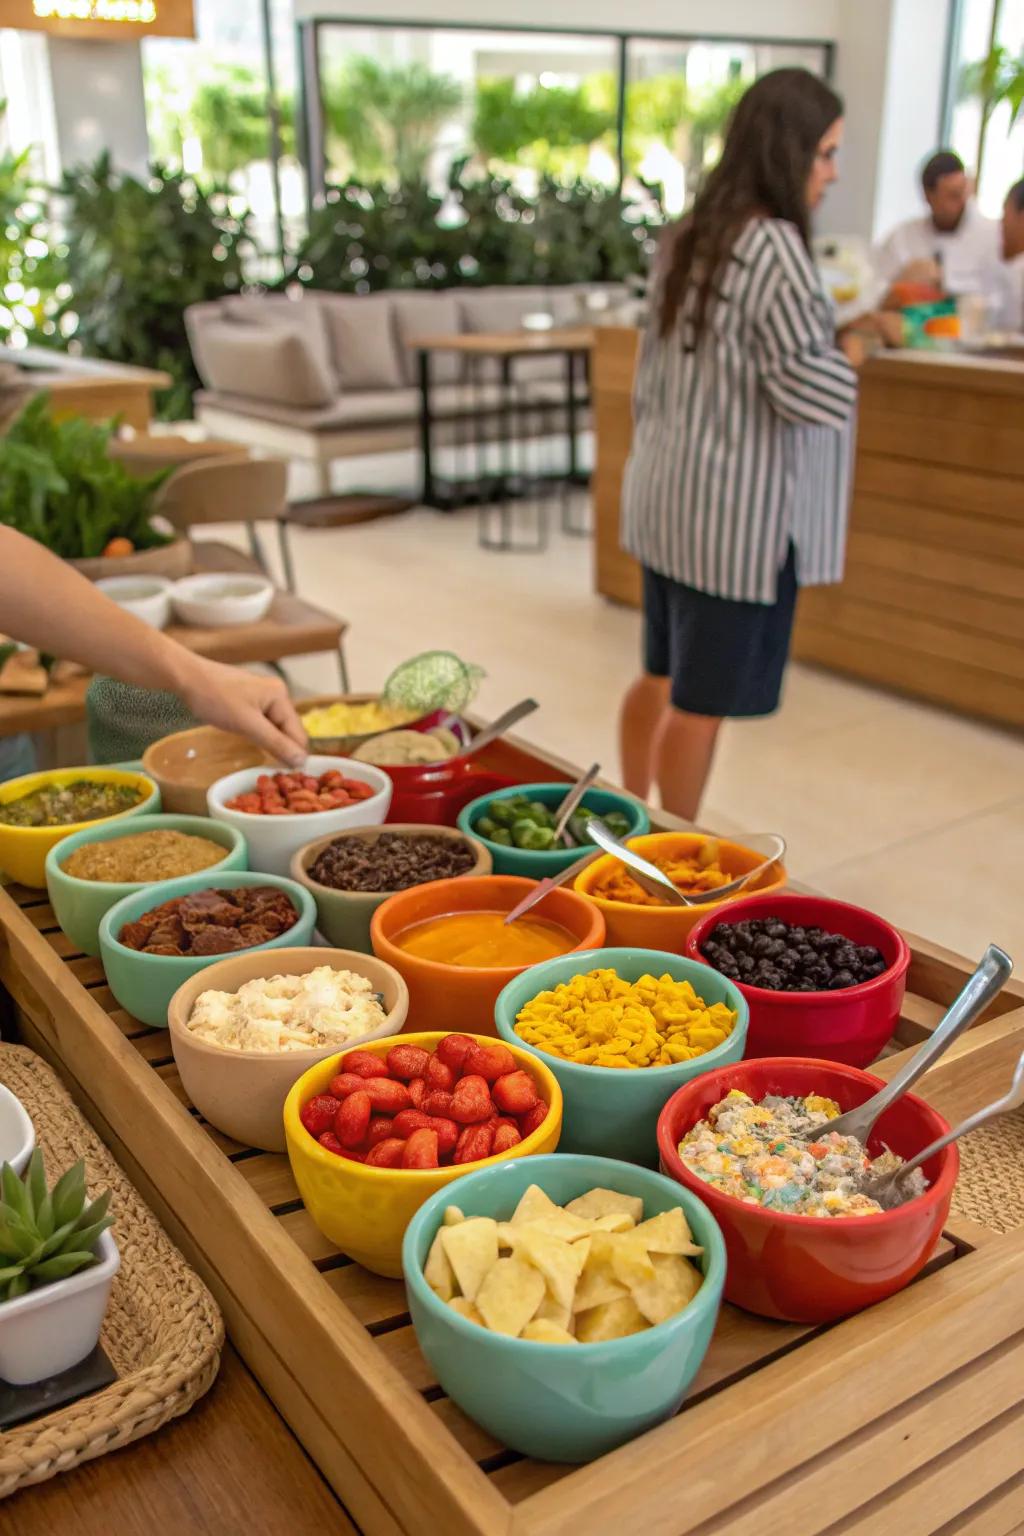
[457,783,650,878]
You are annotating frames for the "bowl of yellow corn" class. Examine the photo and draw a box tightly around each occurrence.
[494,949,748,1167]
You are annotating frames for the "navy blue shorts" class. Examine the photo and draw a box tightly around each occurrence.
[642,546,798,718]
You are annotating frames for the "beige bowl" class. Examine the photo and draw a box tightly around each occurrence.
[167,946,409,1152]
[291,823,491,954]
[143,725,274,816]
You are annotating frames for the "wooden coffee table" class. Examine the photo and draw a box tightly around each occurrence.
[0,542,349,738]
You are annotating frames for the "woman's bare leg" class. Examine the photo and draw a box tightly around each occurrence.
[619,672,671,799]
[652,706,722,823]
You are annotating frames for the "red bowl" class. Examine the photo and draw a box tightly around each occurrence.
[657,1057,957,1322]
[384,764,516,825]
[684,893,911,1068]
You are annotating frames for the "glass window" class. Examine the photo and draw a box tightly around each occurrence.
[141,0,296,267]
[316,24,619,195]
[623,37,829,217]
[948,0,1024,217]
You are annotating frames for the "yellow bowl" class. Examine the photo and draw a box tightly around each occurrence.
[574,831,787,951]
[283,1030,563,1277]
[0,767,160,888]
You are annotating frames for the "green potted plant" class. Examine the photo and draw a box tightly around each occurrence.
[0,393,190,579]
[0,1149,117,1384]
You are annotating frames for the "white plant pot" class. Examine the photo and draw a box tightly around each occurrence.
[0,1228,119,1385]
[0,1084,34,1176]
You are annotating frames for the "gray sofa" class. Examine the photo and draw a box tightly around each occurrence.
[185,283,630,492]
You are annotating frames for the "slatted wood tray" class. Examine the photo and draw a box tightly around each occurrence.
[2,736,1023,1535]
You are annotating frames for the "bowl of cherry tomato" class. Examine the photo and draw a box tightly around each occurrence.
[208,756,392,877]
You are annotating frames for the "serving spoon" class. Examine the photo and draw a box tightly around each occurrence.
[457,698,538,759]
[859,1044,1024,1210]
[551,762,601,848]
[792,943,1013,1144]
[584,819,692,905]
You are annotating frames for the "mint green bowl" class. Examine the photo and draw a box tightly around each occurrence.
[98,870,316,1028]
[457,783,649,879]
[403,1153,725,1463]
[495,948,748,1167]
[46,814,248,958]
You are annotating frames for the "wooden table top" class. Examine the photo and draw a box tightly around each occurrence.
[412,326,595,356]
[0,542,345,737]
[0,1345,355,1536]
[6,347,172,390]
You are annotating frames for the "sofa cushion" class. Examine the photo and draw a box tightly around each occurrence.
[191,322,335,409]
[316,293,405,391]
[390,292,464,385]
[457,286,549,334]
[222,293,334,379]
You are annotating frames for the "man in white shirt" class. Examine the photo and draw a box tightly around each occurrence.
[997,179,1024,331]
[873,149,1001,297]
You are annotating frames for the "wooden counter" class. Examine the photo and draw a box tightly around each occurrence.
[591,330,1024,728]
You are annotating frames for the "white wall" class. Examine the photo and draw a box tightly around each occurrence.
[294,0,840,36]
[873,0,952,237]
[46,38,149,178]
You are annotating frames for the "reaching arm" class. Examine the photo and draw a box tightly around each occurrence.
[0,526,307,765]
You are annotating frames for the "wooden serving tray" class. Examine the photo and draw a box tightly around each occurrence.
[2,734,1023,1534]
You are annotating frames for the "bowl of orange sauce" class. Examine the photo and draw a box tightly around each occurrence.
[370,874,605,1036]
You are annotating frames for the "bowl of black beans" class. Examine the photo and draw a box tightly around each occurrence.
[291,824,492,954]
[684,893,911,1068]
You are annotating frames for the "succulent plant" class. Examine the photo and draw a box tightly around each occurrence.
[0,1151,113,1302]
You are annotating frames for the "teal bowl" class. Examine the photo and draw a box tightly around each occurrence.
[46,814,248,959]
[403,1152,725,1463]
[98,869,316,1028]
[495,948,748,1167]
[457,782,649,878]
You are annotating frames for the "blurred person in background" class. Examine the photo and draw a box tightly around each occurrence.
[997,178,1024,330]
[873,149,1001,299]
[618,69,858,821]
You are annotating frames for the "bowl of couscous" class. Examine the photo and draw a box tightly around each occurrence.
[495,948,747,1167]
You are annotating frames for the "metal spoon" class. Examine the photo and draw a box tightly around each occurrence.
[459,698,539,758]
[503,848,601,925]
[584,819,693,906]
[680,833,786,905]
[792,943,1013,1144]
[859,1045,1024,1210]
[551,762,601,848]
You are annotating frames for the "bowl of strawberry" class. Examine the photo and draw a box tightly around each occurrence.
[283,1031,562,1276]
[208,756,392,877]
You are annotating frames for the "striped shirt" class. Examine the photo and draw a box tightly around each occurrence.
[621,218,858,604]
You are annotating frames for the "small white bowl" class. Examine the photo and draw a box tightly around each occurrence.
[0,1083,35,1176]
[95,575,172,630]
[207,756,393,877]
[172,573,274,628]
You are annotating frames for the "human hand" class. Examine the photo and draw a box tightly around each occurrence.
[178,656,308,767]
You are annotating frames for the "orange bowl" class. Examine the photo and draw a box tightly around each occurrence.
[283,1030,562,1275]
[370,874,605,1035]
[574,831,786,951]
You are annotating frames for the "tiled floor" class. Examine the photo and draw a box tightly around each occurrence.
[216,467,1024,965]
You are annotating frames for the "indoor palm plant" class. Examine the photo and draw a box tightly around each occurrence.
[0,1150,118,1384]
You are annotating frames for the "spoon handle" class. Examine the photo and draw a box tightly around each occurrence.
[552,763,601,846]
[466,699,539,756]
[894,1046,1024,1182]
[853,944,1012,1140]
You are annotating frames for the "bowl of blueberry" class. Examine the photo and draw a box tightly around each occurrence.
[684,893,911,1068]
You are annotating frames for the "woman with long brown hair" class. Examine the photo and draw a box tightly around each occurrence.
[618,68,857,820]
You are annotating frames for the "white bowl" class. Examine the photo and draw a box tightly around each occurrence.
[172,573,274,628]
[95,575,172,630]
[0,1083,34,1175]
[0,1227,119,1384]
[207,756,393,877]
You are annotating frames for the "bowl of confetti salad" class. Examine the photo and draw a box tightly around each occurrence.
[495,949,747,1167]
[573,833,786,949]
[657,1057,958,1322]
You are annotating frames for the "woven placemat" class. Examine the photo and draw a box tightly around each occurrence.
[0,1045,223,1497]
[950,1107,1024,1235]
